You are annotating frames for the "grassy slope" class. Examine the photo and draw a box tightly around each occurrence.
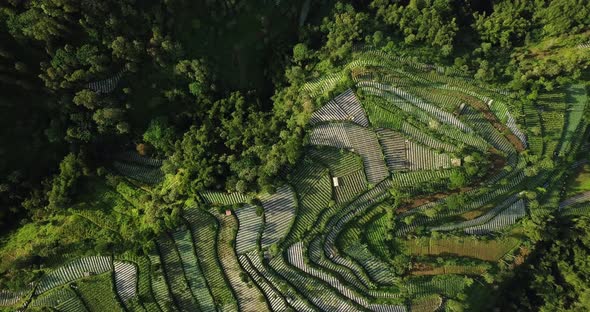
[567,164,590,197]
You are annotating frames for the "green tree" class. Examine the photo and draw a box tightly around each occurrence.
[47,153,81,210]
[449,171,467,189]
[143,117,176,155]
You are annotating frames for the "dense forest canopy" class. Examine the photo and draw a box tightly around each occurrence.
[0,0,589,311]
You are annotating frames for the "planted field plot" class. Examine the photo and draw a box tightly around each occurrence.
[322,181,394,289]
[411,264,488,276]
[147,251,176,311]
[171,226,216,312]
[8,50,587,312]
[31,287,88,312]
[259,185,296,249]
[235,204,264,254]
[77,273,124,312]
[113,261,137,302]
[30,287,75,309]
[391,169,458,192]
[400,122,458,152]
[0,289,26,307]
[308,236,372,291]
[464,199,527,234]
[310,89,369,127]
[308,147,368,203]
[214,214,269,312]
[461,106,514,154]
[309,122,389,183]
[410,294,443,312]
[36,256,113,295]
[362,85,486,152]
[308,146,365,177]
[157,234,200,311]
[87,71,123,94]
[117,151,163,167]
[286,162,332,244]
[358,81,472,133]
[333,170,369,204]
[406,141,451,171]
[287,242,368,310]
[561,204,590,216]
[238,251,289,312]
[245,252,317,312]
[112,151,163,185]
[403,237,520,262]
[113,161,163,184]
[485,99,527,147]
[201,191,250,205]
[376,129,407,171]
[406,275,472,298]
[431,197,524,232]
[363,96,404,131]
[342,236,397,285]
[269,253,355,312]
[116,252,161,312]
[559,191,590,210]
[183,208,238,312]
[396,165,526,235]
[302,71,343,97]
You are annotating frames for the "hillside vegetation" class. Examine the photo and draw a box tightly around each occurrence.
[0,1,589,311]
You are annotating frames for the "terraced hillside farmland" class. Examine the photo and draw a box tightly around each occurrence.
[2,51,588,312]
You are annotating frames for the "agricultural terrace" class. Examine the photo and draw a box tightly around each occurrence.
[2,50,589,312]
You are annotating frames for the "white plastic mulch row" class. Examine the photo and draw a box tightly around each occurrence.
[359,81,472,133]
[36,256,113,295]
[269,253,355,312]
[431,197,524,232]
[288,242,368,309]
[200,191,249,205]
[308,236,369,291]
[400,122,458,152]
[309,122,389,183]
[0,289,27,307]
[288,242,407,312]
[113,161,163,184]
[406,141,451,171]
[376,128,407,171]
[333,89,370,127]
[245,252,316,312]
[310,89,369,127]
[342,240,397,285]
[396,160,527,235]
[239,252,288,311]
[559,191,590,210]
[113,261,137,301]
[235,204,264,254]
[323,181,393,290]
[172,226,217,312]
[464,199,527,234]
[86,71,124,94]
[117,151,163,167]
[461,106,515,154]
[259,185,297,249]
